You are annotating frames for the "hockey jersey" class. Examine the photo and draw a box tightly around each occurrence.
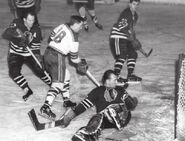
[3,18,42,56]
[15,0,35,8]
[74,86,130,115]
[110,7,138,40]
[48,24,79,60]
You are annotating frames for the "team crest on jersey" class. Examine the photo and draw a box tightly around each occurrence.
[24,31,34,43]
[104,88,118,102]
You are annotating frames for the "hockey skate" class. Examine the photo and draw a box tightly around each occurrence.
[127,74,142,83]
[39,104,56,121]
[116,77,129,89]
[63,100,77,108]
[22,87,33,101]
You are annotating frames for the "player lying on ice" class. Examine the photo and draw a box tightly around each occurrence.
[60,69,138,141]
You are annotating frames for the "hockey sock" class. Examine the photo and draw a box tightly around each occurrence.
[114,58,125,76]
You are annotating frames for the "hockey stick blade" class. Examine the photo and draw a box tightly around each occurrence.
[28,109,44,131]
[146,48,153,57]
[28,109,64,131]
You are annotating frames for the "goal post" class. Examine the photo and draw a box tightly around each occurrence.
[175,53,185,140]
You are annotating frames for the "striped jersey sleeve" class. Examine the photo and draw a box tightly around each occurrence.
[110,7,138,40]
[73,88,99,116]
[4,19,42,56]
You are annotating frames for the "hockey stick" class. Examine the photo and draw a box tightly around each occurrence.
[86,70,100,87]
[27,71,99,131]
[139,48,153,58]
[25,46,50,79]
[28,108,65,131]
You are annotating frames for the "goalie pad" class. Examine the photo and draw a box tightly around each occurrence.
[102,103,131,130]
[72,114,103,141]
[76,59,88,75]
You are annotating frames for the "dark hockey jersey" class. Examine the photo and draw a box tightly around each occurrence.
[3,18,42,56]
[74,86,131,115]
[110,7,138,40]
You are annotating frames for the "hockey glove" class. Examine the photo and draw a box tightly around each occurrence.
[76,59,88,75]
[131,38,142,50]
[60,108,76,128]
[125,96,138,111]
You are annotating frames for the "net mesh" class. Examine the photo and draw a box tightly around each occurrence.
[176,54,185,140]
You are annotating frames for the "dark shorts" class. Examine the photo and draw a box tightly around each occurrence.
[43,47,66,82]
[74,0,95,10]
[109,38,138,60]
[8,52,46,78]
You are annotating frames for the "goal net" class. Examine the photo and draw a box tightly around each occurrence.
[175,53,185,140]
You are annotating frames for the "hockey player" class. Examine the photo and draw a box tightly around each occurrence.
[109,0,142,83]
[39,15,88,120]
[73,0,103,31]
[60,69,138,141]
[2,11,51,101]
[8,0,41,25]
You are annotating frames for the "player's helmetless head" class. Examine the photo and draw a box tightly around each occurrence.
[69,15,84,33]
[102,70,117,88]
[129,0,140,12]
[23,11,35,30]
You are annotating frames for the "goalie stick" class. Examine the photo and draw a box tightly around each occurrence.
[28,108,66,131]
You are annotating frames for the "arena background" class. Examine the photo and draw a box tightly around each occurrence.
[0,0,185,140]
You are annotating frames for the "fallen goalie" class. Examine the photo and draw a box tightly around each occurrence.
[60,69,138,141]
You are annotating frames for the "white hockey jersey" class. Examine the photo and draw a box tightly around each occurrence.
[49,24,79,60]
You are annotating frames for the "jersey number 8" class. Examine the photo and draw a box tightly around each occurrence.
[53,31,66,43]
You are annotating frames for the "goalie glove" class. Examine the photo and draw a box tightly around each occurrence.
[76,59,88,75]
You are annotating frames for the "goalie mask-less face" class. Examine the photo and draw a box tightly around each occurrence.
[106,73,117,89]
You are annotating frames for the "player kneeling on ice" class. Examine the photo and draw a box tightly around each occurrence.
[39,15,89,120]
[60,69,138,141]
